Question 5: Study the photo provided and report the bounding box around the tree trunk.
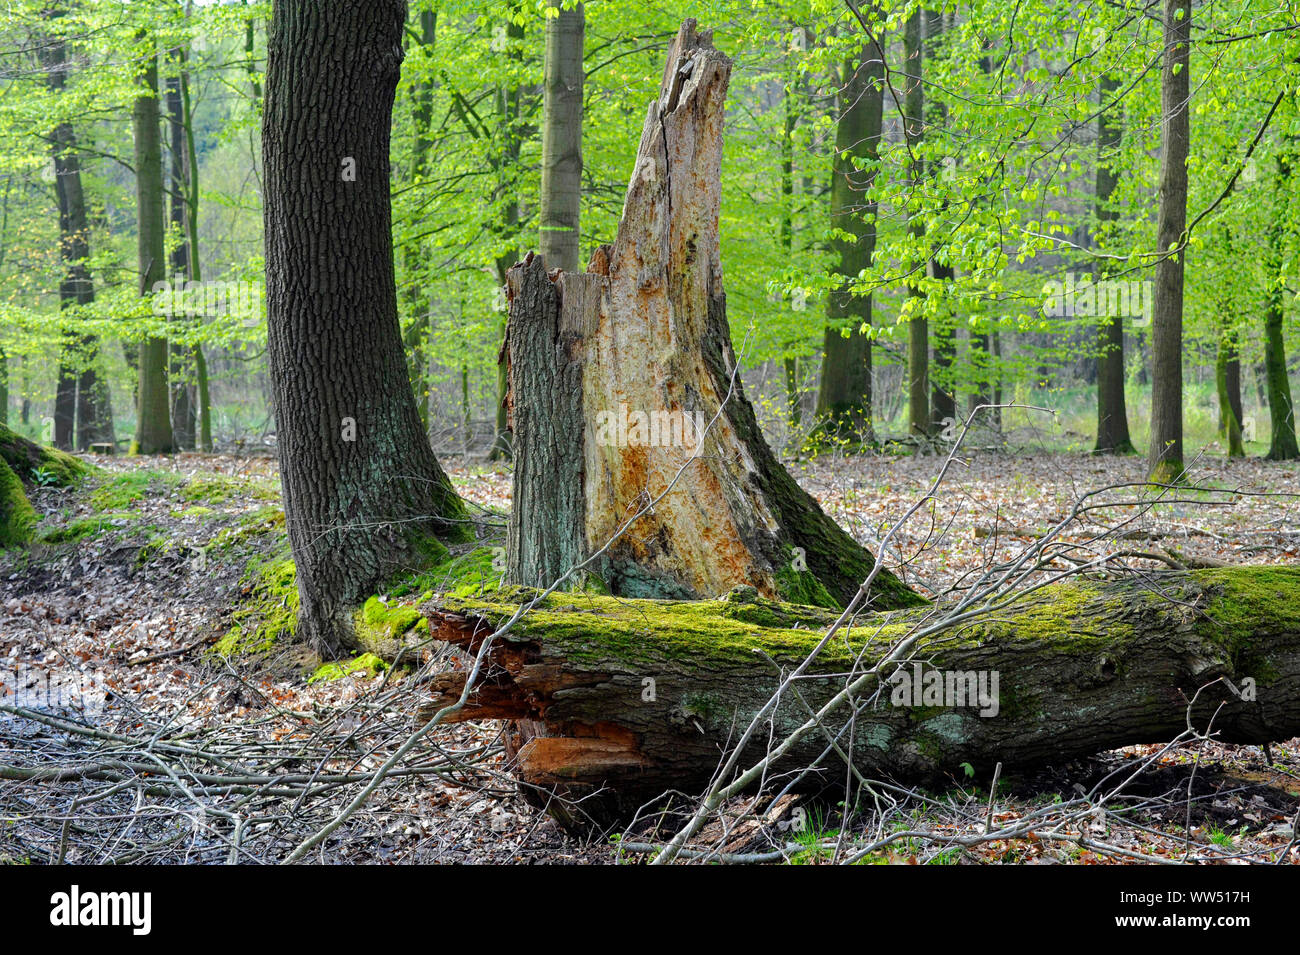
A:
[903,6,928,438]
[925,8,956,435]
[539,0,583,273]
[263,0,470,657]
[1264,152,1299,461]
[1216,333,1244,457]
[179,65,212,452]
[1147,0,1190,484]
[40,16,113,453]
[488,12,526,463]
[812,27,884,445]
[402,7,437,433]
[1094,74,1134,455]
[132,37,173,456]
[166,51,196,452]
[419,568,1300,825]
[502,21,917,613]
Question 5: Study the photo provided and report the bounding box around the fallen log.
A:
[419,568,1300,824]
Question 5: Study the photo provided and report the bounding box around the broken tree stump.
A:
[502,20,918,612]
[419,568,1300,825]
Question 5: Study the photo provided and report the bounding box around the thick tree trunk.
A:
[813,29,884,445]
[263,0,470,657]
[1147,0,1190,484]
[419,568,1300,824]
[133,38,173,456]
[539,0,583,273]
[1094,75,1134,455]
[502,22,917,612]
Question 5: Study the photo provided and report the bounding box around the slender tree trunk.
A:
[40,16,112,452]
[166,51,196,451]
[488,13,526,462]
[1147,0,1191,484]
[903,6,928,438]
[179,66,212,452]
[540,1,583,273]
[403,8,437,433]
[1094,74,1134,454]
[925,8,956,433]
[133,37,173,455]
[813,26,884,445]
[1264,150,1299,461]
[263,0,470,657]
[1216,332,1244,457]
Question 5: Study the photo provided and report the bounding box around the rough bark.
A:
[1093,74,1134,455]
[1147,0,1190,483]
[132,37,173,456]
[263,0,470,657]
[502,22,918,613]
[812,29,884,444]
[419,568,1300,824]
[539,0,583,273]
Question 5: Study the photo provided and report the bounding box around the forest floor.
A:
[1,447,1298,864]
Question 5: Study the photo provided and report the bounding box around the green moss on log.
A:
[0,423,91,488]
[0,457,37,548]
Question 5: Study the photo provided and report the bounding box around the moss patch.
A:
[309,652,389,684]
[353,595,430,659]
[213,556,298,657]
[0,423,91,489]
[0,458,37,548]
[39,512,135,544]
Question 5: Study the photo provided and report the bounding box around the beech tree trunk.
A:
[502,21,918,613]
[40,15,113,453]
[132,37,173,456]
[263,0,469,657]
[813,28,884,444]
[1265,152,1299,461]
[539,0,583,273]
[1147,0,1190,484]
[420,568,1300,824]
[925,8,957,435]
[166,51,197,452]
[903,7,928,438]
[1093,74,1134,455]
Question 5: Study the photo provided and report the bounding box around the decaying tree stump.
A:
[419,569,1300,824]
[502,21,918,612]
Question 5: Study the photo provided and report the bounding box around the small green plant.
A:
[31,466,58,488]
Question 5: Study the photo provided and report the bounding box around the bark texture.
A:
[503,21,918,612]
[419,568,1300,824]
[263,0,469,657]
[1147,0,1190,483]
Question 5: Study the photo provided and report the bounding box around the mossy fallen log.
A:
[417,567,1300,823]
[0,423,91,489]
[0,457,37,548]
